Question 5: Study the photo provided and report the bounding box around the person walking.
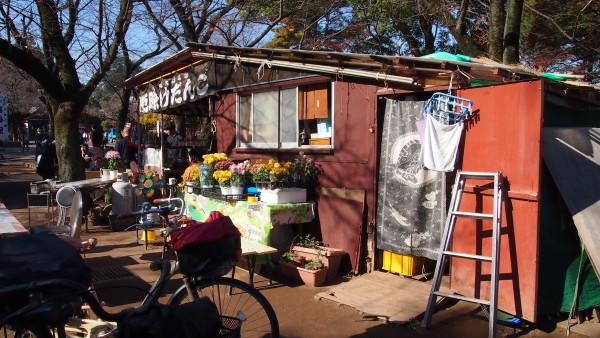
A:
[21,124,29,152]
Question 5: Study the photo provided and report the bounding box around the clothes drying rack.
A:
[423,92,473,124]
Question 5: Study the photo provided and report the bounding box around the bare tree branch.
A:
[524,3,600,55]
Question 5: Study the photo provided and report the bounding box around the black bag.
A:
[0,233,91,319]
[117,296,221,338]
[0,233,91,288]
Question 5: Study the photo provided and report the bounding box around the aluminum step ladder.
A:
[421,171,503,338]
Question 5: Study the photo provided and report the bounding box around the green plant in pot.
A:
[280,247,328,286]
[291,234,346,280]
[281,251,306,267]
[303,249,325,270]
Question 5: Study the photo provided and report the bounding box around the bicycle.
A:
[0,233,236,338]
[127,197,280,338]
[1,196,279,338]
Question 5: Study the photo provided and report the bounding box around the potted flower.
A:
[249,160,271,189]
[280,247,328,287]
[269,162,290,189]
[229,160,249,195]
[213,169,232,195]
[181,161,200,193]
[200,153,229,188]
[103,150,122,179]
[292,155,324,186]
[290,234,345,280]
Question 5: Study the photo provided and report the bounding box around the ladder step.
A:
[458,172,498,180]
[433,291,491,306]
[451,211,494,219]
[442,251,493,262]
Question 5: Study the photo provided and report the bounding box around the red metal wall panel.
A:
[452,81,543,321]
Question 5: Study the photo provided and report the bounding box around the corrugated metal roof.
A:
[124,43,600,102]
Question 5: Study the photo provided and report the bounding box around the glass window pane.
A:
[280,88,297,144]
[253,91,278,144]
[239,94,252,143]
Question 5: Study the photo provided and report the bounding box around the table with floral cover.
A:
[0,203,28,237]
[183,193,315,245]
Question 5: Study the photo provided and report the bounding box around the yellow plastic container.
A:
[380,250,433,276]
[141,230,157,241]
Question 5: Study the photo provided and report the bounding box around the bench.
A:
[233,237,278,287]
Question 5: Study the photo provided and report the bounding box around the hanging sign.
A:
[139,62,213,114]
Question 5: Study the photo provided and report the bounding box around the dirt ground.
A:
[0,146,594,338]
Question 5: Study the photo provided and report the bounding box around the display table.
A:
[183,193,315,245]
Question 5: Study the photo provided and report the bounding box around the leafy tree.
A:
[1,0,133,181]
[521,0,600,82]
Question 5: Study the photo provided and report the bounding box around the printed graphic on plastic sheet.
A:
[183,193,315,246]
[376,99,446,260]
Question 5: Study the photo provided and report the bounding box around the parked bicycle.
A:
[0,197,279,338]
[0,233,231,338]
[135,197,280,338]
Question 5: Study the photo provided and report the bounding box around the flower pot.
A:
[292,246,345,280]
[230,186,244,195]
[101,168,111,180]
[185,182,197,193]
[200,165,215,188]
[279,261,328,286]
[220,186,231,195]
[109,170,119,179]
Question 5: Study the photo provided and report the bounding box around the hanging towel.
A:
[420,114,464,172]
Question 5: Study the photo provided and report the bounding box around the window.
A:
[237,83,332,149]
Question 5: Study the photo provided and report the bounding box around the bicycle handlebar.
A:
[118,198,185,220]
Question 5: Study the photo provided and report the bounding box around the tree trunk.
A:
[54,101,86,182]
[503,0,523,64]
[488,0,506,62]
[118,87,133,132]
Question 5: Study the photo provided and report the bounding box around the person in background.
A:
[21,124,29,152]
[91,124,104,149]
[181,150,200,186]
[80,143,90,160]
[115,127,138,170]
[35,128,44,162]
[36,135,57,180]
[165,122,182,165]
[87,138,105,170]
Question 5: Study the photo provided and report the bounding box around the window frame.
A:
[236,82,333,150]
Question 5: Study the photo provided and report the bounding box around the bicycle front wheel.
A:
[169,277,279,338]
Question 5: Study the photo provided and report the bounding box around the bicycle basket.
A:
[176,236,241,277]
[215,316,241,338]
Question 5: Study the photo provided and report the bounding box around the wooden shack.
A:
[124,44,600,322]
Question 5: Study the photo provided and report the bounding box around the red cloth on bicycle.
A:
[170,211,241,251]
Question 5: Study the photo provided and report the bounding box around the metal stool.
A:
[27,191,54,227]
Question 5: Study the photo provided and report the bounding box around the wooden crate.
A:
[309,137,331,145]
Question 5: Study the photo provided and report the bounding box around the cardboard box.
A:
[309,137,331,145]
[259,188,307,204]
[381,250,434,276]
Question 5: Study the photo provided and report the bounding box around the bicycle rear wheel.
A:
[169,277,279,338]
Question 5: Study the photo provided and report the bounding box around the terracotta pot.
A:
[292,246,345,280]
[279,261,328,287]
